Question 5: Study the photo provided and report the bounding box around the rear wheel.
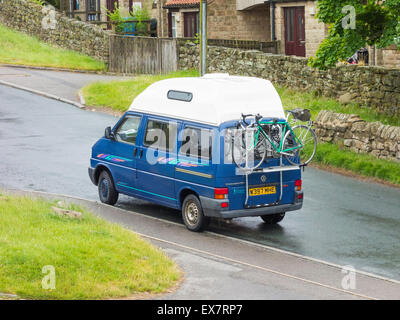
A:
[260,212,285,224]
[182,194,209,232]
[283,125,317,166]
[98,170,119,205]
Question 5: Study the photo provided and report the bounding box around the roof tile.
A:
[164,0,200,8]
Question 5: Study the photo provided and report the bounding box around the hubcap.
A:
[185,202,199,226]
[100,179,109,199]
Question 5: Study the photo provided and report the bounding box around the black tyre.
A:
[260,212,285,224]
[283,125,317,166]
[98,170,119,205]
[182,194,209,232]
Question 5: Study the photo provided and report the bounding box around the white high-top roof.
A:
[129,74,285,126]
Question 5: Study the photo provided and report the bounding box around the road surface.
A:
[1,85,400,284]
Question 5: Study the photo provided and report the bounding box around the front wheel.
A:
[98,170,119,205]
[182,195,209,232]
[283,125,317,166]
[260,213,285,224]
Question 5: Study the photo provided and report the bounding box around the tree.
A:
[309,0,400,69]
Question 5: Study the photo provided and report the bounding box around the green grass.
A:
[81,69,200,112]
[0,24,106,71]
[277,86,400,127]
[306,142,400,185]
[0,195,180,300]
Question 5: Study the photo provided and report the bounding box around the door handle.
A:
[133,148,137,157]
[139,149,143,158]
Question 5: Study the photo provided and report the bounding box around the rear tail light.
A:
[298,193,303,200]
[214,188,228,199]
[295,179,302,191]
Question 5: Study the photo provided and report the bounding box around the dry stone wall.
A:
[179,42,400,118]
[314,111,400,162]
[0,0,110,61]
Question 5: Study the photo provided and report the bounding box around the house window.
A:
[87,0,97,21]
[73,0,79,10]
[129,1,142,13]
[171,13,177,38]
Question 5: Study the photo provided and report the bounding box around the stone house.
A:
[59,0,154,24]
[162,0,324,57]
[60,0,400,66]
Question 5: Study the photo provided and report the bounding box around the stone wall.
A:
[376,45,400,69]
[208,0,271,42]
[314,111,400,162]
[0,0,110,61]
[179,43,400,117]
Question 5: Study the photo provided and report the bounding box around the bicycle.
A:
[231,110,317,171]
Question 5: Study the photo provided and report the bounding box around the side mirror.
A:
[105,126,115,140]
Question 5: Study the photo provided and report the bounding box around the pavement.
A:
[0,64,128,104]
[4,189,400,300]
[1,66,400,299]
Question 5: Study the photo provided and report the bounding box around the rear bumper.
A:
[200,194,303,219]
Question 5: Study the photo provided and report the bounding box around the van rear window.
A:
[167,90,193,102]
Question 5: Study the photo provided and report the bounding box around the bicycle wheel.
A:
[231,129,267,171]
[282,125,317,166]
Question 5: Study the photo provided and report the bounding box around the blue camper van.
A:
[89,74,304,231]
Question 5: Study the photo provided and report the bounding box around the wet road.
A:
[1,86,400,280]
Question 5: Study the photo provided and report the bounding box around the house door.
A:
[284,7,305,57]
[183,12,199,38]
[106,0,119,29]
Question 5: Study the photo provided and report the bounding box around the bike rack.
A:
[233,115,303,208]
[241,156,300,208]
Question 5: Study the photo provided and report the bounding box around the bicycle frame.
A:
[256,120,304,156]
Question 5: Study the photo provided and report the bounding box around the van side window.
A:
[180,126,213,160]
[144,120,177,152]
[115,115,141,145]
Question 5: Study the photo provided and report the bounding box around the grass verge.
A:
[307,142,400,185]
[0,195,180,299]
[0,24,106,71]
[81,69,199,112]
[83,70,399,126]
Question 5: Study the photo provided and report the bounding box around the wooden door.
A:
[284,7,305,57]
[106,0,119,29]
[183,12,198,38]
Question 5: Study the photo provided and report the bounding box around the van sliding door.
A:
[135,117,179,208]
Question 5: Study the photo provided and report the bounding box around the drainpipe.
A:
[97,0,100,21]
[69,0,73,18]
[264,0,276,41]
[200,0,207,76]
[271,0,276,41]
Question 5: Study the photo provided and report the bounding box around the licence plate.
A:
[249,186,276,196]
